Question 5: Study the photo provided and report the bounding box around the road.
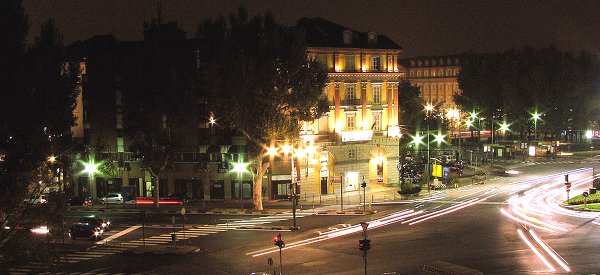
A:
[6,159,600,274]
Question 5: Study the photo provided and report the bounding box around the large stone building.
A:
[399,55,461,109]
[69,17,405,202]
[275,18,404,199]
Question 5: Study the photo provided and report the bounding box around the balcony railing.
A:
[342,98,361,106]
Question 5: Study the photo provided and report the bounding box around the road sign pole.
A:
[340,174,344,211]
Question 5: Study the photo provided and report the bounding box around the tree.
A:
[123,22,197,208]
[196,8,328,210]
[0,7,79,264]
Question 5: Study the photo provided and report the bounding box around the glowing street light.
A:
[586,130,594,158]
[232,160,249,210]
[531,111,541,139]
[82,160,100,176]
[434,132,446,146]
[500,121,510,133]
[412,133,424,147]
[267,146,278,158]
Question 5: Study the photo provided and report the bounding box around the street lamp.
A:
[232,160,249,210]
[531,111,541,140]
[424,103,434,189]
[446,108,461,160]
[586,130,593,158]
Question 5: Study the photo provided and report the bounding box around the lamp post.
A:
[447,108,461,160]
[232,161,249,211]
[532,111,540,140]
[586,130,593,158]
[424,103,434,190]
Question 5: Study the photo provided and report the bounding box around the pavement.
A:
[67,154,598,217]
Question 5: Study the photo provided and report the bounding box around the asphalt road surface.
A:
[7,159,600,274]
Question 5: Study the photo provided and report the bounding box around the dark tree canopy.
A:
[195,8,328,210]
[455,46,600,140]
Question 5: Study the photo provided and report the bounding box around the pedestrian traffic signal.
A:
[273,233,285,248]
[358,239,371,251]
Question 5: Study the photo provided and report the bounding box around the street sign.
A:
[330,176,342,183]
[360,222,369,237]
[583,191,589,197]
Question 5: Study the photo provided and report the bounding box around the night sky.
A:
[23,0,600,57]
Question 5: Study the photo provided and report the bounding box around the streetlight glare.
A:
[267,146,278,157]
[470,111,478,120]
[586,130,593,139]
[82,161,99,175]
[424,103,434,112]
[412,133,424,146]
[500,122,510,132]
[232,161,249,173]
[281,144,291,154]
[434,133,446,144]
[48,155,57,163]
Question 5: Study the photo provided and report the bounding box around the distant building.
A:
[274,18,404,198]
[399,55,462,109]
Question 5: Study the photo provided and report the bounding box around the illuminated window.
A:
[346,114,356,130]
[372,85,381,104]
[431,70,436,77]
[371,56,381,70]
[446,69,452,76]
[424,70,429,77]
[117,136,125,153]
[345,85,356,100]
[417,70,422,77]
[372,112,382,131]
[439,69,444,76]
[345,54,355,71]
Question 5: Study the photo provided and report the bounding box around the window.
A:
[117,137,125,153]
[348,148,357,159]
[116,114,123,129]
[372,85,381,104]
[372,112,382,131]
[115,90,122,106]
[345,55,355,71]
[346,114,356,130]
[424,70,429,77]
[439,69,444,76]
[410,71,415,78]
[371,56,381,70]
[345,85,356,100]
[417,70,422,77]
[447,69,452,76]
[431,70,436,77]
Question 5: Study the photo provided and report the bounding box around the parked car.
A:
[23,194,47,205]
[166,193,191,205]
[99,193,124,204]
[69,223,103,240]
[79,215,111,231]
[68,196,93,206]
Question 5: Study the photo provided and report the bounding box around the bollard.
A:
[319,194,322,205]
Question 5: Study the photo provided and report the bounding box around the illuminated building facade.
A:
[271,18,404,198]
[399,55,461,109]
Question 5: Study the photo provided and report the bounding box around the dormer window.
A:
[343,30,352,45]
[371,56,381,70]
[367,32,377,45]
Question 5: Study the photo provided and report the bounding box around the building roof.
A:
[399,54,464,68]
[297,17,402,51]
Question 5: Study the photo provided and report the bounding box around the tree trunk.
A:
[253,160,270,211]
[149,170,159,209]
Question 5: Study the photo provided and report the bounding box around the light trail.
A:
[247,209,421,257]
[529,229,570,272]
[408,198,486,225]
[517,229,556,272]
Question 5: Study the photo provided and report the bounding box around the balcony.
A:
[342,98,361,106]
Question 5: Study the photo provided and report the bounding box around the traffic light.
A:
[273,233,285,248]
[361,181,367,188]
[358,239,371,251]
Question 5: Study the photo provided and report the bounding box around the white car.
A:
[24,194,47,204]
[99,193,124,204]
